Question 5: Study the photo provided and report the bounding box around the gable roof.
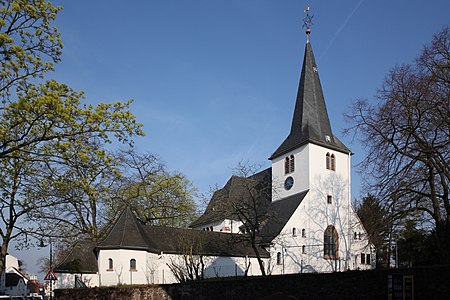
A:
[95,208,269,258]
[190,168,272,228]
[5,272,25,287]
[259,190,308,244]
[270,39,350,160]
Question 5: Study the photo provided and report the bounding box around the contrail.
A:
[319,0,365,61]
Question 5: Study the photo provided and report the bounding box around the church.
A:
[54,26,374,288]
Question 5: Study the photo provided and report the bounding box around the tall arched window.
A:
[326,153,331,170]
[284,157,290,174]
[289,155,295,173]
[324,225,339,259]
[301,228,306,238]
[276,252,282,265]
[330,154,336,171]
[108,258,113,270]
[292,227,297,237]
[130,258,136,271]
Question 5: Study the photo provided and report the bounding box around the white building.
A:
[55,28,374,287]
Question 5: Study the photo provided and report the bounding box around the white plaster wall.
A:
[269,143,374,273]
[5,255,19,269]
[98,249,147,286]
[271,144,309,201]
[98,248,267,286]
[54,272,99,289]
[193,219,243,234]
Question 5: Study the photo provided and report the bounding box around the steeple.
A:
[270,19,350,160]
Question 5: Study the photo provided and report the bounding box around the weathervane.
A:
[303,6,314,41]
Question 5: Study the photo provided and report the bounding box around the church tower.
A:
[269,22,351,202]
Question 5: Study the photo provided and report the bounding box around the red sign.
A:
[44,269,58,281]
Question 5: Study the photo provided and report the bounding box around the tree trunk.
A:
[251,242,266,276]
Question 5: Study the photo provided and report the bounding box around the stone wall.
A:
[55,265,450,300]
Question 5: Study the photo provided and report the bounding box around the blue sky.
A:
[12,0,450,278]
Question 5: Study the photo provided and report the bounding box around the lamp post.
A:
[39,238,53,300]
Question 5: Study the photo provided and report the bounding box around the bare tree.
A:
[345,26,450,263]
[166,232,206,282]
[215,162,273,276]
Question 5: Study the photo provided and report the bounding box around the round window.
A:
[284,176,294,190]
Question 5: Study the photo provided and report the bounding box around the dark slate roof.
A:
[190,168,272,228]
[96,207,149,251]
[95,208,269,258]
[54,240,98,274]
[270,40,350,160]
[259,190,308,244]
[5,272,25,287]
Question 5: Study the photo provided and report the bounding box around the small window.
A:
[302,245,306,254]
[331,154,336,171]
[130,258,136,271]
[366,254,371,265]
[327,195,332,204]
[360,253,365,264]
[302,228,306,238]
[292,228,297,237]
[358,232,362,240]
[354,232,357,240]
[108,258,113,270]
[326,153,331,170]
[276,252,282,265]
[210,226,213,231]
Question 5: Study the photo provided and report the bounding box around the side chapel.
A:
[55,23,374,288]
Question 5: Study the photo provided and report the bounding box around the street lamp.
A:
[39,238,53,300]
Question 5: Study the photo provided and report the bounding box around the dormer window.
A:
[284,155,295,174]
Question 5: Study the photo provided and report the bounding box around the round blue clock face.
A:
[284,176,294,190]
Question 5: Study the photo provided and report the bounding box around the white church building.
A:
[55,28,374,288]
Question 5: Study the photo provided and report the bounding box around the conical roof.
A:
[96,207,149,250]
[270,37,350,160]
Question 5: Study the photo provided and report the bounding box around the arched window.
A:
[326,153,331,170]
[289,155,295,173]
[354,232,357,240]
[284,157,290,174]
[331,154,336,171]
[108,258,113,270]
[302,245,306,254]
[276,252,282,265]
[292,228,297,237]
[284,155,295,174]
[130,258,136,271]
[324,225,339,259]
[302,228,306,238]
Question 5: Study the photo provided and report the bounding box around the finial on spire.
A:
[303,6,314,42]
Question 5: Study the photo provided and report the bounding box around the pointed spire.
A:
[270,24,350,160]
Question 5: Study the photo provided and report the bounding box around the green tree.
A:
[106,149,198,229]
[0,0,62,104]
[397,220,439,267]
[356,194,391,267]
[346,26,450,263]
[0,81,143,284]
